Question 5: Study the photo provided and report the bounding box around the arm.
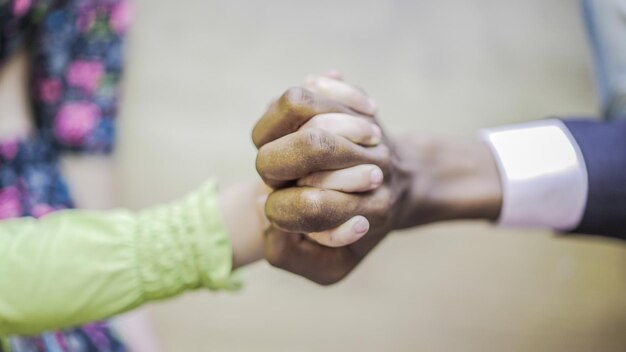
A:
[482,118,626,238]
[0,181,264,336]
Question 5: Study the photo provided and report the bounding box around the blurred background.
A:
[116,0,626,351]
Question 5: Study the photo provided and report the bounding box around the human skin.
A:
[253,75,503,285]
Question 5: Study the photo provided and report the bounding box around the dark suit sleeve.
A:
[561,119,626,238]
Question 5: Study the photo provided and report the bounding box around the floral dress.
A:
[0,0,132,350]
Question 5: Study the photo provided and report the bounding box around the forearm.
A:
[392,134,502,230]
[0,182,238,336]
[394,118,626,239]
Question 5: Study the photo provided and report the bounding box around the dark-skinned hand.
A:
[252,74,414,285]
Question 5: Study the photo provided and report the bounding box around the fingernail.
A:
[370,125,382,145]
[370,167,384,186]
[353,218,369,234]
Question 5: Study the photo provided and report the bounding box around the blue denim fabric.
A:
[581,0,626,119]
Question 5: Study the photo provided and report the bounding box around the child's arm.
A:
[0,181,261,336]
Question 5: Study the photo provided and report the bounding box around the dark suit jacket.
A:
[569,1,626,237]
[562,119,626,238]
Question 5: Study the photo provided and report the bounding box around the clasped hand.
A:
[252,73,414,285]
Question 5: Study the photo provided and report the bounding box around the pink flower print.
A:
[32,204,55,218]
[54,102,100,146]
[67,60,104,94]
[39,78,63,104]
[0,187,22,219]
[110,1,133,34]
[0,139,19,160]
[12,0,31,17]
[76,7,97,33]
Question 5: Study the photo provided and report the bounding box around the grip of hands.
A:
[252,72,414,285]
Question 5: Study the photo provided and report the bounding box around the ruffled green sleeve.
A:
[0,181,240,336]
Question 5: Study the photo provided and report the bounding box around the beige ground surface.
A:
[116,1,626,351]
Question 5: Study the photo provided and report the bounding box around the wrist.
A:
[218,181,268,269]
[393,135,502,229]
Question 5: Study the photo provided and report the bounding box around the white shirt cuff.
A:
[480,119,588,231]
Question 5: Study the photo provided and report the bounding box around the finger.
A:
[300,113,382,146]
[264,226,358,285]
[256,128,389,188]
[252,87,360,148]
[256,194,271,229]
[297,164,384,193]
[266,186,391,234]
[306,215,370,247]
[303,75,377,116]
[323,69,343,80]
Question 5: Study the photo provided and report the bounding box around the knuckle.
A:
[254,150,265,171]
[297,189,324,220]
[252,134,262,149]
[302,128,336,160]
[252,101,281,148]
[280,87,314,113]
[255,148,271,178]
[266,190,324,232]
[255,150,289,189]
[264,194,284,223]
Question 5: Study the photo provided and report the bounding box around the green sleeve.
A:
[0,181,240,336]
